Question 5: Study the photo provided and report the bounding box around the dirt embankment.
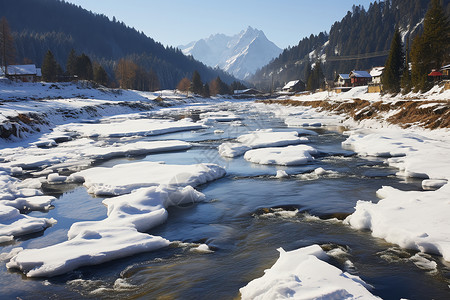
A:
[258,99,450,129]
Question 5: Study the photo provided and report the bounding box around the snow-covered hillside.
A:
[179,26,282,80]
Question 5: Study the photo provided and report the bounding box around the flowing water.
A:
[1,102,449,299]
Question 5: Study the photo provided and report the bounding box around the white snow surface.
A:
[240,245,380,300]
[244,145,317,166]
[71,161,226,196]
[6,166,223,277]
[59,118,205,138]
[179,26,282,79]
[342,128,450,261]
[219,130,308,158]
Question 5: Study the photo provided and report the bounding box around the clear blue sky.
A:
[66,0,373,49]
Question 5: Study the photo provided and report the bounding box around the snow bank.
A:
[59,118,205,138]
[345,184,450,261]
[70,161,226,196]
[240,245,380,300]
[218,130,307,158]
[343,128,450,261]
[244,145,317,166]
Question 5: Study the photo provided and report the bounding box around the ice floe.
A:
[70,161,226,196]
[219,130,308,158]
[59,118,206,138]
[244,145,317,166]
[240,245,380,300]
[6,166,223,277]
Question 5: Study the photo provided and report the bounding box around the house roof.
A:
[2,64,38,76]
[370,67,384,77]
[338,74,350,80]
[283,80,300,89]
[234,88,261,95]
[428,71,443,76]
[350,70,371,78]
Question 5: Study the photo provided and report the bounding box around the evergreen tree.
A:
[41,50,58,81]
[202,83,210,98]
[148,69,160,92]
[93,63,108,86]
[411,0,450,91]
[0,17,16,74]
[66,48,77,76]
[382,27,404,93]
[401,39,412,94]
[304,61,312,83]
[307,61,324,91]
[210,76,230,95]
[75,53,93,80]
[190,70,203,95]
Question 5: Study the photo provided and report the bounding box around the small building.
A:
[349,70,372,87]
[369,67,384,84]
[368,67,384,93]
[428,70,443,84]
[282,80,305,93]
[0,64,40,82]
[233,88,263,98]
[440,64,450,79]
[335,74,351,87]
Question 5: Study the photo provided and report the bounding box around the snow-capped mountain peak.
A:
[179,27,282,79]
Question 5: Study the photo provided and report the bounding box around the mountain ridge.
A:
[179,26,282,79]
[0,0,237,88]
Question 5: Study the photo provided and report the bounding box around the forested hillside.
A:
[250,0,449,90]
[0,0,236,89]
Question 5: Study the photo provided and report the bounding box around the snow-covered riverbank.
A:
[1,80,449,298]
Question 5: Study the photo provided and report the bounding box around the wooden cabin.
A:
[349,70,372,87]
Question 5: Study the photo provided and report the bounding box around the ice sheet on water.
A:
[218,130,308,158]
[6,163,225,277]
[70,161,226,196]
[240,245,380,300]
[244,145,317,166]
[59,118,206,138]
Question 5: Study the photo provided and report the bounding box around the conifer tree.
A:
[401,39,412,94]
[41,50,58,81]
[411,0,450,91]
[382,27,404,93]
[75,53,93,80]
[203,83,210,98]
[0,17,16,75]
[66,48,77,76]
[190,70,203,95]
[93,63,108,86]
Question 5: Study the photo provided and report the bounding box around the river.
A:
[1,101,449,299]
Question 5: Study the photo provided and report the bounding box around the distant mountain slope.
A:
[250,0,447,91]
[0,0,237,88]
[179,27,282,80]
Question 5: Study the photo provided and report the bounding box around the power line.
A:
[326,50,390,61]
